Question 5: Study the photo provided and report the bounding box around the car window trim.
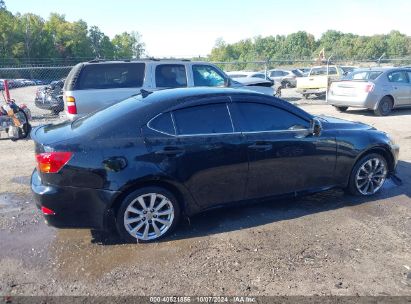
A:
[147,101,310,137]
[229,100,311,133]
[147,112,176,136]
[171,102,234,136]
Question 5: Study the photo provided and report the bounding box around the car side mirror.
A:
[310,118,322,136]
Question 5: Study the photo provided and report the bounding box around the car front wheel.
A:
[116,187,181,242]
[347,153,388,196]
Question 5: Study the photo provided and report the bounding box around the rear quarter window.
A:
[75,63,145,90]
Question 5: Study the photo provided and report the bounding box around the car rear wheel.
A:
[347,153,388,196]
[374,96,393,116]
[116,187,181,243]
[334,106,348,112]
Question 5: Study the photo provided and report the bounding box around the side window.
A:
[232,102,309,132]
[310,68,326,76]
[252,73,265,79]
[387,71,409,83]
[328,67,337,75]
[155,64,187,88]
[173,103,232,135]
[192,65,226,87]
[76,63,145,90]
[148,112,175,135]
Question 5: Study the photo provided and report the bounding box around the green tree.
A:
[0,0,6,10]
[112,31,145,59]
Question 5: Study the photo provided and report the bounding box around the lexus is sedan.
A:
[31,87,399,242]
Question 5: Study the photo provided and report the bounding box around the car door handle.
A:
[155,146,184,156]
[248,142,272,151]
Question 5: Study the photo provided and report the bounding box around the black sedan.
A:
[31,88,399,242]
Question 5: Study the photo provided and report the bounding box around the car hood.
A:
[317,115,375,131]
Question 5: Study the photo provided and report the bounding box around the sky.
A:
[6,0,411,58]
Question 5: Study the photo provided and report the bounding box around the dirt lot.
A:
[0,87,410,296]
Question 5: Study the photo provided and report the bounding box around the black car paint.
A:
[31,88,399,230]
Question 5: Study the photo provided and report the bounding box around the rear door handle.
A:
[248,141,272,151]
[155,146,184,156]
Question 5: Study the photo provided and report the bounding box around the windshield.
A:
[345,70,382,81]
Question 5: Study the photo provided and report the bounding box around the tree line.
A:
[208,30,411,64]
[2,0,411,67]
[0,1,145,65]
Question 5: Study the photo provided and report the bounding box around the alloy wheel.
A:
[355,157,387,195]
[123,193,175,241]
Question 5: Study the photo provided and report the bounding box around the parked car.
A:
[63,60,275,119]
[31,87,399,242]
[34,78,65,114]
[267,69,303,88]
[226,71,280,96]
[226,71,268,79]
[13,79,36,87]
[297,67,311,76]
[328,67,411,116]
[297,65,344,98]
[341,66,358,76]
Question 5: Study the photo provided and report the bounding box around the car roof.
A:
[129,87,312,121]
[350,67,411,73]
[80,59,214,66]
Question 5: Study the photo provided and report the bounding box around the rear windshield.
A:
[345,71,382,81]
[71,94,145,137]
[75,63,145,90]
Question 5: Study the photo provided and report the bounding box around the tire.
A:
[347,153,388,196]
[282,81,291,89]
[334,106,348,112]
[374,96,393,116]
[302,94,309,99]
[116,186,181,243]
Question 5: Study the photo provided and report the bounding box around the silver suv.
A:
[63,59,274,119]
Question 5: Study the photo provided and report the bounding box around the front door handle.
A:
[155,146,185,156]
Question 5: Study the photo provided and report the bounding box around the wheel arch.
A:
[375,94,395,110]
[108,178,196,220]
[351,145,395,178]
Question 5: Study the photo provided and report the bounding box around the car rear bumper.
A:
[328,94,379,109]
[296,88,326,95]
[31,169,120,230]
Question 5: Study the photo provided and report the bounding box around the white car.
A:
[268,69,303,88]
[63,60,276,119]
[226,71,268,80]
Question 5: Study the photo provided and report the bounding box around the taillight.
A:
[364,83,374,93]
[66,96,77,114]
[41,206,55,215]
[36,152,73,173]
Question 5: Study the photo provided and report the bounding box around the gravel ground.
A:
[0,86,410,296]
